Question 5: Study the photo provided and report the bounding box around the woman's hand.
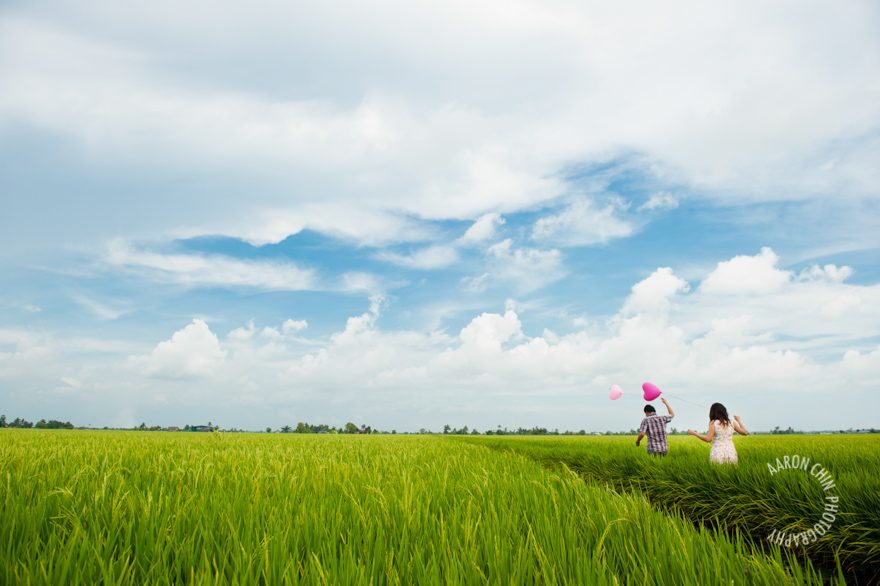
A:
[734,415,741,421]
[687,428,696,435]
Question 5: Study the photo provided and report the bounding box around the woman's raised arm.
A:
[687,421,715,443]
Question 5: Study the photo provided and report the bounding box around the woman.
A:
[687,403,748,464]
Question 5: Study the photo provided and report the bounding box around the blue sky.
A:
[1,0,879,432]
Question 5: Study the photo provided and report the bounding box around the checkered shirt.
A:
[639,414,673,454]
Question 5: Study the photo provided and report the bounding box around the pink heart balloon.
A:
[642,382,662,401]
[609,384,623,400]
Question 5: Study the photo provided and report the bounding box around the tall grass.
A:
[456,434,879,583]
[0,430,829,584]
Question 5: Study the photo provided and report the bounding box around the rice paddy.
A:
[1,430,874,584]
[456,434,880,583]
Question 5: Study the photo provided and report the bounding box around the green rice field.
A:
[1,430,877,584]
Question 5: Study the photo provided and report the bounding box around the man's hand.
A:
[635,439,640,447]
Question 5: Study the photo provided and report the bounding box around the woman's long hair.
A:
[709,402,731,425]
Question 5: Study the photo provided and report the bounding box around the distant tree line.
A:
[271,422,378,434]
[0,415,74,429]
[2,414,876,435]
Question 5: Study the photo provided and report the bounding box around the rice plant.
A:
[0,430,835,584]
[457,434,879,583]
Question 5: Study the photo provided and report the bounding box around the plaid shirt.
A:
[639,414,673,453]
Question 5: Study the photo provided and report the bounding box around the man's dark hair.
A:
[644,405,656,414]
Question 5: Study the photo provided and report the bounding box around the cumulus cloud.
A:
[4,246,880,430]
[798,264,854,282]
[129,319,226,378]
[700,247,791,295]
[623,268,690,315]
[282,319,308,333]
[459,309,524,352]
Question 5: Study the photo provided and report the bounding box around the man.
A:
[635,397,675,456]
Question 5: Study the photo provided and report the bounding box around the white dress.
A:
[709,420,738,464]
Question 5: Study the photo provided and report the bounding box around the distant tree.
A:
[443,424,451,435]
[0,414,6,428]
[281,425,292,433]
[266,427,272,433]
[35,419,48,429]
[295,422,312,433]
[344,422,358,434]
[471,428,480,435]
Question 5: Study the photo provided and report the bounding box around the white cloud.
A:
[4,245,880,430]
[459,309,524,352]
[623,268,690,315]
[2,3,877,253]
[484,239,566,292]
[282,319,308,333]
[532,198,635,246]
[103,239,317,290]
[460,273,491,293]
[129,319,226,378]
[228,320,257,342]
[458,213,506,245]
[841,346,880,382]
[61,376,83,389]
[700,247,791,295]
[339,272,384,294]
[638,192,680,212]
[819,293,862,318]
[378,245,459,270]
[71,294,129,321]
[798,264,854,283]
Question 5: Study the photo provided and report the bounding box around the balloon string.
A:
[663,393,710,410]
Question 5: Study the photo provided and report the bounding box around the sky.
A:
[1,0,879,432]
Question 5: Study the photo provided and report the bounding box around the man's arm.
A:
[661,397,674,418]
[635,431,646,447]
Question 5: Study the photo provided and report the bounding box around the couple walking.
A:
[635,397,748,463]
